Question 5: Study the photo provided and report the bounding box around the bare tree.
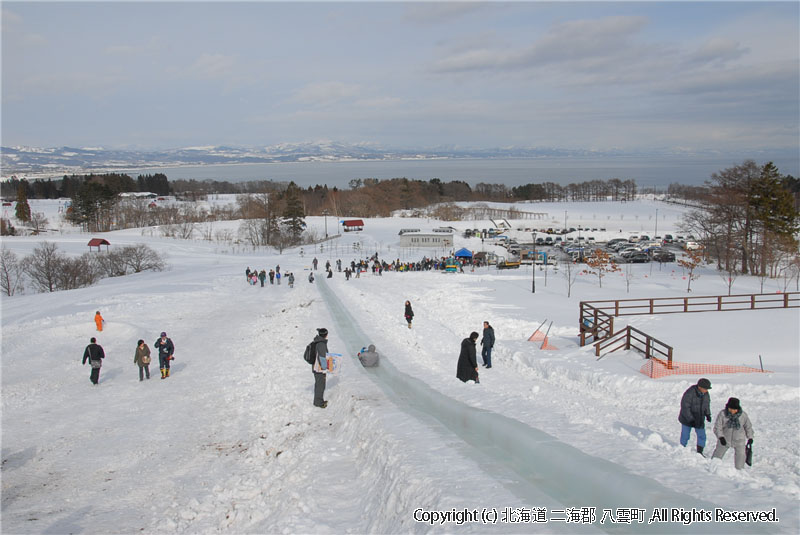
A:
[23,241,63,292]
[624,261,635,293]
[582,248,620,288]
[677,248,704,293]
[561,258,578,298]
[1,247,25,296]
[55,254,100,290]
[29,212,49,234]
[122,244,166,273]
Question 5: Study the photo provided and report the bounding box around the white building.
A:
[398,229,453,248]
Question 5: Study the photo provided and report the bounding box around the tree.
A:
[582,248,620,288]
[1,247,25,296]
[281,182,306,245]
[15,183,31,222]
[677,248,704,293]
[23,242,63,293]
[122,244,166,273]
[29,212,49,235]
[561,257,578,298]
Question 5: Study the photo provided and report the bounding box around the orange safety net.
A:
[541,337,558,350]
[528,330,545,342]
[640,359,770,379]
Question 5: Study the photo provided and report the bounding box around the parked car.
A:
[663,234,674,244]
[628,235,640,243]
[626,253,650,263]
[544,237,554,245]
[652,251,676,262]
[684,241,702,251]
[536,237,545,245]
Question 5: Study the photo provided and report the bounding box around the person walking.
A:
[269,269,275,284]
[258,269,266,287]
[404,300,414,329]
[711,397,754,469]
[456,332,480,383]
[82,337,105,385]
[311,328,330,408]
[480,321,495,368]
[313,257,318,270]
[678,378,712,454]
[358,344,380,367]
[154,331,175,379]
[94,311,104,332]
[134,339,151,381]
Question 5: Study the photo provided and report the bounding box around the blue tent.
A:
[454,247,473,259]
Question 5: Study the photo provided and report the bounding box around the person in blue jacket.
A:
[480,321,495,368]
[678,378,712,454]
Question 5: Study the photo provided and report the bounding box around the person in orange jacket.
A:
[95,311,105,331]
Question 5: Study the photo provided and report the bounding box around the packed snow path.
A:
[316,279,767,534]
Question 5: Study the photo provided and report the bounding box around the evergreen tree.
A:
[15,183,31,222]
[281,182,306,244]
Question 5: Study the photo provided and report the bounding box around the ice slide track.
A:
[316,279,764,534]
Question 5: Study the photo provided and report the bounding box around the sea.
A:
[118,155,799,190]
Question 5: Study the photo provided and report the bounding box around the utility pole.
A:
[531,231,536,293]
[322,209,329,238]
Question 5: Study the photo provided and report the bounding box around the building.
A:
[398,229,454,248]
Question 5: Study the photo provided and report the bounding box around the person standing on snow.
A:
[155,331,175,379]
[287,272,295,288]
[480,320,495,368]
[258,269,266,287]
[711,397,754,469]
[134,339,151,381]
[678,378,712,454]
[311,328,331,408]
[313,257,318,270]
[456,332,480,383]
[404,300,414,329]
[94,311,105,332]
[269,269,275,284]
[82,337,105,385]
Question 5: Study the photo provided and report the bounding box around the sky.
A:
[2,1,799,153]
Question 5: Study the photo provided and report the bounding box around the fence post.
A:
[717,296,722,311]
[625,327,631,350]
[667,347,673,369]
[751,294,756,309]
[785,293,789,308]
[649,299,654,314]
[684,297,688,312]
[645,336,651,359]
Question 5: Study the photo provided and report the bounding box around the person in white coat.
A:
[711,397,754,469]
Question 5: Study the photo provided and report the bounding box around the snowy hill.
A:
[1,199,798,533]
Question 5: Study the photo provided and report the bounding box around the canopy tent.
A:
[454,247,473,258]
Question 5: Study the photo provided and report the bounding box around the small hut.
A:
[87,238,110,252]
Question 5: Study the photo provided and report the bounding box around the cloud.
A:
[183,53,239,80]
[431,15,649,73]
[402,2,489,24]
[289,81,364,108]
[2,8,48,47]
[687,38,749,66]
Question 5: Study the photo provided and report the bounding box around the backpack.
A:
[303,341,318,365]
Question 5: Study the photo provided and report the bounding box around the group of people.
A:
[245,266,296,288]
[82,313,175,384]
[679,378,755,469]
[455,321,495,383]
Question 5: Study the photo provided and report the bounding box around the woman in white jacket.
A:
[711,397,754,469]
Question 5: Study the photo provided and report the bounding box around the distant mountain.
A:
[2,142,794,178]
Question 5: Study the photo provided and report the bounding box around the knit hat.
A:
[317,328,328,337]
[161,332,167,337]
[726,397,741,411]
[697,378,712,389]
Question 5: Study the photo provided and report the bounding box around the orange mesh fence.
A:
[528,330,545,342]
[640,359,770,379]
[541,337,558,350]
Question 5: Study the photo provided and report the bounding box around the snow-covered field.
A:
[2,198,798,534]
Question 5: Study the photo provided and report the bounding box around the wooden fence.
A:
[594,326,674,368]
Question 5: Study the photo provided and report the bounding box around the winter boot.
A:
[160,368,166,379]
[165,368,170,378]
[696,445,704,455]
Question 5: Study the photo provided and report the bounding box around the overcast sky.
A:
[2,1,798,152]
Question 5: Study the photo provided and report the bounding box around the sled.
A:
[326,353,343,375]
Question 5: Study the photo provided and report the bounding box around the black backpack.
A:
[303,341,318,365]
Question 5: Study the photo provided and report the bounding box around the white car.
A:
[684,241,702,250]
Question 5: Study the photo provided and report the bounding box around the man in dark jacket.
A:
[82,337,105,385]
[154,332,175,379]
[679,378,712,454]
[456,332,480,383]
[312,328,330,408]
[480,321,495,368]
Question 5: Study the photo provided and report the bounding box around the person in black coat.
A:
[404,301,414,329]
[456,332,480,383]
[678,378,712,454]
[154,332,175,379]
[82,337,105,385]
[480,321,495,368]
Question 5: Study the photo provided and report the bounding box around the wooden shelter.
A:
[87,238,110,252]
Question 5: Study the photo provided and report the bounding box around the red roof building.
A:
[342,219,364,232]
[87,238,110,251]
